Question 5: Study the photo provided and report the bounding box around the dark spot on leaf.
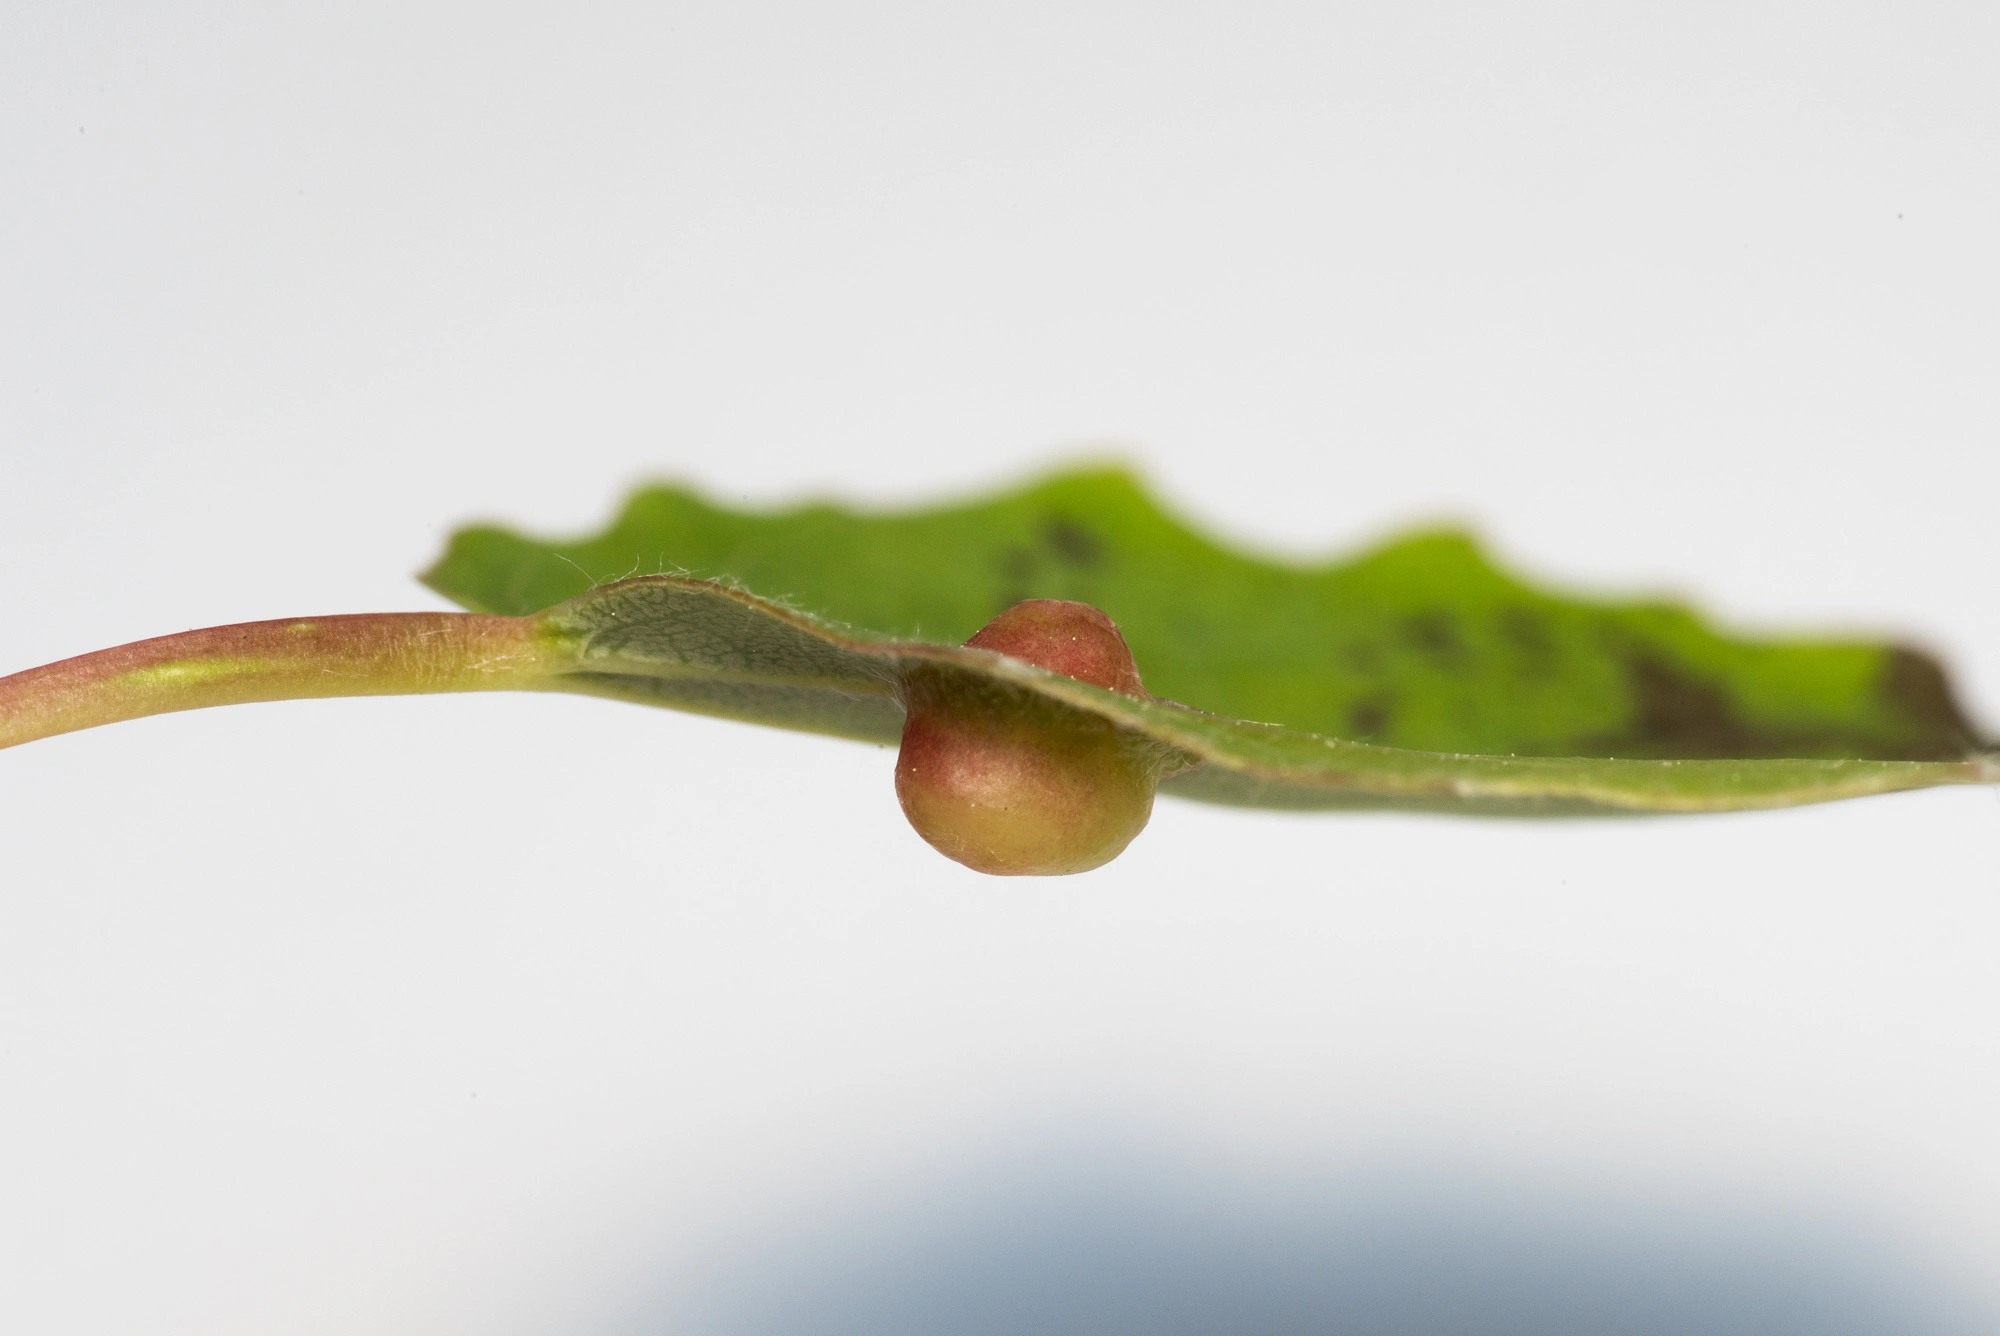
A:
[1041,516,1103,568]
[1576,645,1985,762]
[1347,694,1394,740]
[1615,654,1756,757]
[1879,647,1981,757]
[1498,606,1557,676]
[1342,641,1384,674]
[997,545,1036,583]
[992,545,1038,613]
[1401,609,1465,667]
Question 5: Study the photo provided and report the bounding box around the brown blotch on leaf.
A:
[1040,516,1104,569]
[1878,647,1981,759]
[1401,609,1466,668]
[1347,694,1394,740]
[1578,642,1989,762]
[1613,654,1757,757]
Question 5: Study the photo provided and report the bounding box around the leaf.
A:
[529,575,1993,815]
[7,468,1989,821]
[425,465,1984,764]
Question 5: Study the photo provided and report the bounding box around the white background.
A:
[4,4,1998,1332]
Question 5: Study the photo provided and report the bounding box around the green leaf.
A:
[425,465,1984,764]
[531,575,1993,815]
[8,467,1988,821]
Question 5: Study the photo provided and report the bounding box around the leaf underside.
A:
[423,470,1994,816]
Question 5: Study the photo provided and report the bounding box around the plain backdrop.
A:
[4,4,1998,1333]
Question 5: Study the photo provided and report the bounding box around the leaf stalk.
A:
[0,613,557,751]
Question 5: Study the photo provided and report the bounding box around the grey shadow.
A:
[628,1150,1988,1336]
